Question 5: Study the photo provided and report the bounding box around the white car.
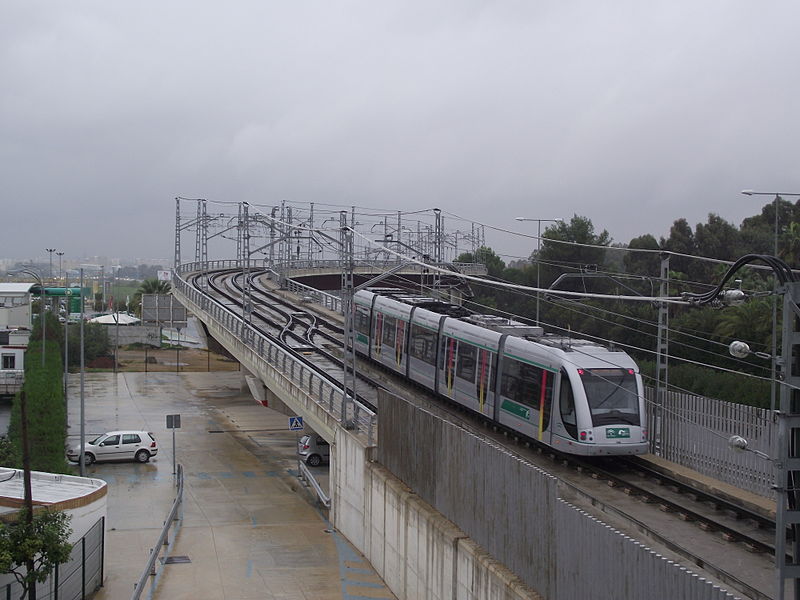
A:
[67,430,158,465]
[297,434,330,467]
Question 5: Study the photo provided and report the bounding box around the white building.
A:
[0,283,34,396]
[0,469,108,597]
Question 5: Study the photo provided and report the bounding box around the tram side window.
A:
[456,343,477,382]
[500,358,553,411]
[354,306,371,335]
[560,371,578,439]
[382,315,396,347]
[410,324,437,365]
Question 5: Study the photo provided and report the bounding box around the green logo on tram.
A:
[500,400,530,421]
[606,427,630,439]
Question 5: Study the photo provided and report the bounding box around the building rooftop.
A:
[0,283,34,294]
[0,468,106,515]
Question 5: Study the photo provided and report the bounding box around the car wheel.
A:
[135,450,150,463]
[307,454,322,467]
[83,453,95,466]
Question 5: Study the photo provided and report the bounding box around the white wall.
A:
[331,430,540,600]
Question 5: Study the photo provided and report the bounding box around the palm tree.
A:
[779,221,800,267]
[138,279,171,295]
[714,298,773,352]
[132,279,172,316]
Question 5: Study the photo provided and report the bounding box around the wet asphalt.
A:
[66,371,395,600]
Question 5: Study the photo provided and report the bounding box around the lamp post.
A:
[741,190,800,412]
[56,251,64,283]
[11,269,45,367]
[515,217,563,324]
[46,248,56,281]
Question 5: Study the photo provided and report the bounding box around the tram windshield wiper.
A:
[592,370,629,409]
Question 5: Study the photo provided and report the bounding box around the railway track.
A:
[193,269,384,411]
[553,454,774,600]
[189,268,777,599]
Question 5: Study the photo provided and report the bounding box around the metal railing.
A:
[131,464,184,600]
[173,263,377,443]
[298,461,331,508]
[283,277,342,313]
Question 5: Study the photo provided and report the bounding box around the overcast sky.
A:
[3,1,799,263]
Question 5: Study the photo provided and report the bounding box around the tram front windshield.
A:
[579,368,640,426]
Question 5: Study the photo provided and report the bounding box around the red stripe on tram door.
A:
[538,370,548,441]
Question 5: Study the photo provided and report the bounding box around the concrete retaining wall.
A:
[332,428,539,600]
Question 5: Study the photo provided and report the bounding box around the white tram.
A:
[353,288,648,456]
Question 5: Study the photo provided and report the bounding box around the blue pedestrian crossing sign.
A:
[288,416,304,431]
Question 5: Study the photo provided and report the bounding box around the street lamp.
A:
[741,190,800,412]
[56,251,64,283]
[10,269,45,367]
[515,217,563,324]
[46,248,56,281]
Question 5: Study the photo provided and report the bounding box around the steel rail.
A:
[200,270,382,411]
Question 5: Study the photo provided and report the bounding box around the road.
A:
[65,370,393,600]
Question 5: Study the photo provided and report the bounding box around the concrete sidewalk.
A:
[66,371,395,600]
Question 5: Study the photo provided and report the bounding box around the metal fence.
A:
[554,501,735,600]
[0,370,24,396]
[648,387,775,498]
[378,389,738,600]
[0,517,105,600]
[173,262,376,443]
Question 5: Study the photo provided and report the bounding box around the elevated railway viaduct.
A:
[173,260,755,600]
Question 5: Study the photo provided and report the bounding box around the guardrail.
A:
[131,464,184,600]
[174,263,377,444]
[283,277,342,313]
[298,461,331,508]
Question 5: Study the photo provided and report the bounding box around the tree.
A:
[536,215,611,293]
[624,234,661,275]
[694,214,742,260]
[740,196,800,256]
[65,323,110,367]
[779,221,800,267]
[538,215,611,267]
[660,218,695,277]
[459,247,506,278]
[714,298,773,352]
[683,213,742,282]
[0,508,72,599]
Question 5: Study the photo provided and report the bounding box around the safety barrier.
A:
[298,461,331,508]
[131,464,184,600]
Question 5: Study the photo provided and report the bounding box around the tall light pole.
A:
[10,269,46,366]
[46,248,56,281]
[515,217,563,324]
[741,190,800,412]
[56,251,64,283]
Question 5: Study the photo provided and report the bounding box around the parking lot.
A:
[65,370,391,600]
